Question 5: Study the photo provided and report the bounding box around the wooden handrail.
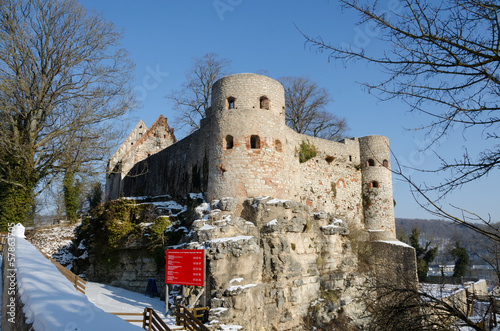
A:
[175,305,209,331]
[109,312,144,323]
[41,252,86,294]
[143,307,173,331]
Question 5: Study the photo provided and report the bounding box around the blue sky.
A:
[79,0,498,221]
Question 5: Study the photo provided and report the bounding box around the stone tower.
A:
[359,135,396,239]
[206,73,294,203]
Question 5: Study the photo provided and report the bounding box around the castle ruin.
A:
[103,73,416,329]
[106,73,396,241]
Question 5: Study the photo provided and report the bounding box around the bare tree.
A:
[365,275,490,331]
[167,53,231,134]
[279,76,348,141]
[300,0,500,196]
[298,1,500,327]
[0,0,135,227]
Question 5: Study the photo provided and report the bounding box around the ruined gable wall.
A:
[120,116,176,177]
[108,120,148,171]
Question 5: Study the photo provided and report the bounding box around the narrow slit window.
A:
[227,97,236,109]
[225,135,234,150]
[275,139,282,152]
[260,96,270,110]
[250,135,260,149]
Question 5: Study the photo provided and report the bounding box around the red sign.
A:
[165,249,205,286]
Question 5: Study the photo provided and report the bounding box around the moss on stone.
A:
[296,140,317,163]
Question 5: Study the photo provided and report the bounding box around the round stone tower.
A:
[206,73,293,204]
[359,135,396,240]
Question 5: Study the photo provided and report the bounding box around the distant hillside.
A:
[396,218,496,265]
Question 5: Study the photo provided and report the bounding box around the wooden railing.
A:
[143,307,173,331]
[0,233,8,252]
[109,311,144,324]
[175,305,209,331]
[42,252,86,294]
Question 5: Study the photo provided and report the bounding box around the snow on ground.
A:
[85,282,176,327]
[18,223,181,330]
[420,283,469,299]
[15,235,142,331]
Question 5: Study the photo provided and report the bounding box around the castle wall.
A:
[122,128,209,198]
[288,131,364,225]
[105,163,122,201]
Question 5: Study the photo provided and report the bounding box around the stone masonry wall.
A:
[122,127,209,199]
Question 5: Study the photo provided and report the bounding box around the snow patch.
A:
[12,223,25,237]
[208,236,253,244]
[266,198,289,205]
[230,278,244,283]
[199,224,216,231]
[321,218,345,229]
[266,219,278,226]
[219,325,243,331]
[210,307,228,316]
[375,240,413,248]
[226,284,257,292]
[189,193,204,200]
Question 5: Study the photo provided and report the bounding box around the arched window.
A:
[250,135,260,149]
[383,159,389,167]
[367,159,375,167]
[225,135,234,150]
[227,97,236,109]
[275,139,282,152]
[372,181,380,188]
[260,96,270,110]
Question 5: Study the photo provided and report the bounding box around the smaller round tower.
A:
[359,135,396,240]
[206,73,293,204]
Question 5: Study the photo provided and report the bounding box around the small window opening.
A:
[367,159,375,167]
[275,139,282,152]
[372,181,380,188]
[383,159,389,167]
[225,135,234,149]
[260,96,270,110]
[349,155,352,162]
[227,97,236,109]
[250,135,260,149]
